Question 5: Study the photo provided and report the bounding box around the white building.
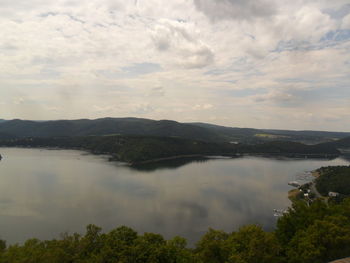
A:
[328,192,339,197]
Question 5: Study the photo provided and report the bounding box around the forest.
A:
[1,118,349,144]
[316,166,350,196]
[0,135,341,164]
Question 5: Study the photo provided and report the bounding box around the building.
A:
[328,192,339,197]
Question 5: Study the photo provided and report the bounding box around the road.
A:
[310,181,322,199]
[309,181,329,205]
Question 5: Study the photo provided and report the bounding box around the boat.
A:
[273,209,288,216]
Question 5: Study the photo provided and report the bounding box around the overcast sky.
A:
[1,0,350,131]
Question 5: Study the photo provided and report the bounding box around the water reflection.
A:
[130,155,339,172]
[130,157,210,171]
[0,147,348,245]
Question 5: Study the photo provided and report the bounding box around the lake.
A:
[0,147,348,245]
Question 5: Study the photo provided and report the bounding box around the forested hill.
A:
[321,136,350,149]
[0,118,219,142]
[0,135,341,164]
[0,118,350,144]
[190,122,350,143]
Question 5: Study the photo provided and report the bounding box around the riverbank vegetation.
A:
[316,166,350,197]
[1,198,350,262]
[0,135,341,164]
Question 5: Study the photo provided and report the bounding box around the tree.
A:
[98,226,138,263]
[195,228,229,263]
[226,225,281,263]
[286,215,350,263]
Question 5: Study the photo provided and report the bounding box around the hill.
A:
[0,135,340,164]
[0,118,222,142]
[190,122,350,144]
[0,118,349,144]
[324,136,350,148]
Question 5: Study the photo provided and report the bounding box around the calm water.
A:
[0,147,348,245]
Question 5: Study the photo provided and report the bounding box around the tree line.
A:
[316,165,350,199]
[0,135,340,164]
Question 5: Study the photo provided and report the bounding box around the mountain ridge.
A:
[0,117,349,144]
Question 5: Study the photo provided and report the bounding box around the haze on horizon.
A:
[1,0,350,132]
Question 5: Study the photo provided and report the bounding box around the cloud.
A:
[342,14,350,29]
[325,3,350,20]
[93,105,118,113]
[121,63,162,77]
[283,6,336,42]
[193,0,276,22]
[148,86,165,97]
[13,97,25,105]
[253,89,300,107]
[0,0,349,131]
[192,104,214,110]
[131,103,154,115]
[151,19,214,68]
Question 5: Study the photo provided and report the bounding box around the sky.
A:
[0,0,350,131]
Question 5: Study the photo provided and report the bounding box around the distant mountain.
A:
[332,136,350,148]
[189,122,350,144]
[0,118,221,142]
[320,136,350,150]
[0,117,349,144]
[0,132,15,140]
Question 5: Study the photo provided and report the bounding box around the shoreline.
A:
[311,170,320,178]
[0,145,343,166]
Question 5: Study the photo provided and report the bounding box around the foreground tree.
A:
[226,225,282,263]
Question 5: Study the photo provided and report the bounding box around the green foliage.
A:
[276,198,350,263]
[195,228,229,263]
[0,240,5,253]
[1,117,349,144]
[286,215,350,263]
[194,225,283,263]
[0,134,341,164]
[315,166,350,196]
[0,135,237,163]
[276,200,328,246]
[226,225,281,263]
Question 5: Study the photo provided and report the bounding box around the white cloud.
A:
[192,104,214,110]
[0,0,349,131]
[151,19,214,68]
[193,0,276,22]
[131,103,154,115]
[280,6,336,42]
[148,86,165,97]
[342,13,350,29]
[12,97,25,105]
